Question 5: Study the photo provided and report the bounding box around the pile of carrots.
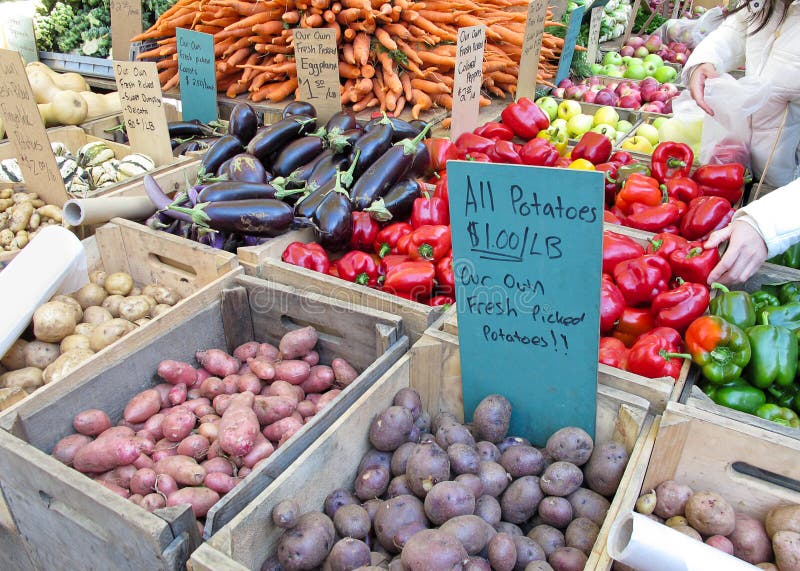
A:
[134,0,573,117]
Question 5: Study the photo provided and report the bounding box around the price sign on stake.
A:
[555,4,586,86]
[516,0,548,101]
[114,61,173,166]
[293,29,341,123]
[0,50,66,205]
[450,25,486,141]
[177,28,218,123]
[111,0,142,62]
[3,16,38,64]
[586,6,604,65]
[448,161,604,441]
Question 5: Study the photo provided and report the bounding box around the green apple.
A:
[643,54,664,68]
[621,56,634,65]
[624,64,647,80]
[603,65,625,78]
[629,57,643,65]
[557,100,582,121]
[616,119,634,134]
[535,96,559,121]
[653,65,678,84]
[642,62,659,77]
[550,118,568,137]
[590,63,604,75]
[591,123,617,141]
[603,51,623,67]
[567,114,594,138]
[592,106,619,128]
[652,117,667,130]
[636,123,660,146]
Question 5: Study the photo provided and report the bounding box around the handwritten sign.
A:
[114,61,173,166]
[111,0,142,61]
[516,0,548,101]
[0,50,66,205]
[176,28,217,123]
[448,161,604,441]
[451,26,486,141]
[293,28,341,123]
[586,6,604,65]
[3,16,38,65]
[555,5,586,86]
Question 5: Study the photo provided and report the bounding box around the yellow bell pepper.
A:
[568,158,596,170]
[537,127,568,156]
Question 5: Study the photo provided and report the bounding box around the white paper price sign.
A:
[517,0,549,101]
[586,7,604,65]
[451,25,486,141]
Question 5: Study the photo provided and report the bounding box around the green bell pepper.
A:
[768,384,800,409]
[710,379,767,414]
[686,315,752,385]
[770,243,800,269]
[744,319,798,388]
[616,163,651,185]
[751,290,781,314]
[709,283,756,330]
[763,302,800,331]
[778,282,800,305]
[755,403,800,428]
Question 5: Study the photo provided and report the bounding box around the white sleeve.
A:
[681,10,747,83]
[735,178,800,258]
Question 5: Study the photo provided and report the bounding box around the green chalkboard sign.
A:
[176,28,218,124]
[555,4,586,86]
[447,161,604,442]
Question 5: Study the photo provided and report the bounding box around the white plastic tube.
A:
[62,196,156,226]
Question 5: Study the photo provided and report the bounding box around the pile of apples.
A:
[618,119,667,154]
[535,96,635,143]
[552,76,680,114]
[591,49,679,84]
[621,34,692,66]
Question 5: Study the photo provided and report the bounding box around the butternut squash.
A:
[78,91,122,120]
[38,91,89,126]
[26,62,88,92]
[27,69,63,105]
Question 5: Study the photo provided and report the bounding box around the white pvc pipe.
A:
[63,196,156,227]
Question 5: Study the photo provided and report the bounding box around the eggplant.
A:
[200,199,294,236]
[314,189,352,250]
[365,116,423,142]
[198,181,277,202]
[226,153,268,183]
[218,156,235,177]
[228,102,259,145]
[408,120,431,138]
[283,101,317,118]
[325,111,357,135]
[144,175,193,223]
[350,124,392,177]
[289,148,332,183]
[272,136,325,177]
[168,121,217,138]
[173,138,215,157]
[340,128,363,147]
[406,140,430,179]
[305,153,349,192]
[201,135,244,175]
[293,178,336,219]
[364,179,420,222]
[247,115,316,163]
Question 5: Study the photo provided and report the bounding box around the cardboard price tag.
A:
[0,50,66,205]
[448,161,604,441]
[450,25,486,141]
[177,28,218,123]
[3,16,38,65]
[555,5,586,86]
[111,0,143,62]
[293,29,341,123]
[586,6,604,65]
[517,0,548,101]
[114,61,173,166]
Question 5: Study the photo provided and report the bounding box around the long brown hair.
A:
[727,0,793,34]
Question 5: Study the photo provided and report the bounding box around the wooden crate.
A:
[0,273,407,570]
[238,228,446,343]
[189,351,654,570]
[592,401,800,569]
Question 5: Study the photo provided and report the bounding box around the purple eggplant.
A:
[168,121,217,138]
[325,111,357,135]
[228,102,259,145]
[179,199,294,236]
[365,115,425,142]
[293,178,335,219]
[272,136,325,177]
[201,135,244,175]
[144,175,194,223]
[218,156,235,176]
[247,115,316,163]
[198,181,277,202]
[226,153,268,183]
[305,153,349,191]
[173,138,215,157]
[314,187,352,251]
[364,179,420,222]
[350,122,392,177]
[283,101,317,119]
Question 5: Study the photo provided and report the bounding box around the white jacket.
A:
[684,2,800,188]
[735,178,800,257]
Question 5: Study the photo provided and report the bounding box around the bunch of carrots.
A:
[133,0,574,118]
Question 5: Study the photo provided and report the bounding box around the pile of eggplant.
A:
[104,119,227,157]
[143,101,431,252]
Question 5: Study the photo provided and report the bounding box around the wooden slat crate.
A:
[592,401,800,569]
[189,350,654,570]
[0,273,407,570]
[237,228,445,343]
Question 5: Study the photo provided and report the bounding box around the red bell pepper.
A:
[383,261,436,299]
[646,326,685,351]
[601,274,625,334]
[455,133,494,155]
[488,140,522,164]
[397,233,412,255]
[433,175,449,202]
[665,177,700,202]
[350,211,381,251]
[335,251,380,286]
[651,282,710,333]
[679,196,734,241]
[646,232,690,260]
[595,162,620,206]
[669,245,721,285]
[610,151,634,165]
[379,254,412,276]
[408,225,451,262]
[411,192,449,228]
[464,151,491,162]
[613,254,672,306]
[692,163,748,205]
[474,122,514,141]
[612,307,656,347]
[599,337,629,369]
[435,253,455,296]
[626,333,690,379]
[555,156,572,168]
[602,230,645,274]
[625,199,684,233]
[572,132,613,165]
[604,210,621,224]
[428,295,455,307]
[519,138,559,167]
[500,97,549,140]
[651,142,694,183]
[615,173,664,214]
[282,242,331,274]
[373,222,414,258]
[424,138,460,175]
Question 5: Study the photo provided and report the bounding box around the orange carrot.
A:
[411,78,449,94]
[361,64,376,78]
[342,43,356,65]
[353,32,370,65]
[252,21,284,37]
[400,72,413,101]
[394,96,406,117]
[375,27,397,50]
[339,61,362,79]
[411,88,432,119]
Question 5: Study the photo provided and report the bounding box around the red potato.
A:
[237,373,261,394]
[279,326,318,359]
[97,465,137,489]
[167,486,220,517]
[129,494,144,506]
[248,357,276,381]
[184,398,212,414]
[134,454,154,469]
[195,405,216,418]
[124,389,162,424]
[238,467,252,478]
[53,434,92,465]
[153,384,172,409]
[134,436,154,456]
[233,342,260,362]
[274,360,311,385]
[140,493,166,512]
[307,393,322,404]
[205,472,240,495]
[263,417,304,442]
[162,409,196,442]
[96,480,129,498]
[143,414,165,441]
[154,455,206,486]
[206,439,222,459]
[196,368,212,384]
[202,457,234,476]
[302,351,320,366]
[199,377,225,399]
[73,437,140,473]
[221,375,239,395]
[177,434,210,460]
[332,358,358,386]
[219,393,260,457]
[238,364,251,375]
[258,343,280,361]
[253,396,296,425]
[300,365,335,393]
[117,419,146,432]
[99,426,134,439]
[316,390,341,413]
[157,360,198,386]
[199,413,220,424]
[187,388,201,400]
[135,429,156,443]
[130,468,157,495]
[278,423,303,446]
[168,383,188,406]
[73,409,112,436]
[198,422,220,442]
[154,473,178,497]
[267,380,304,403]
[297,400,317,418]
[195,349,240,378]
[242,434,275,468]
[213,394,233,415]
[153,438,179,462]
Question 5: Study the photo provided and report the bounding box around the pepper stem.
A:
[418,243,434,260]
[686,247,702,259]
[667,157,687,168]
[761,311,771,326]
[355,272,370,285]
[659,349,692,361]
[660,185,669,203]
[711,283,730,294]
[648,238,663,252]
[364,198,393,222]
[709,346,734,365]
[378,243,391,258]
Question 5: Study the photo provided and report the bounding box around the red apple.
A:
[635,46,650,58]
[628,36,646,49]
[551,87,566,98]
[558,78,573,89]
[674,53,688,65]
[620,45,635,57]
[640,77,658,91]
[649,90,669,103]
[673,43,689,54]
[662,83,679,96]
[565,85,587,100]
[594,89,617,106]
[641,102,665,113]
[583,90,597,104]
[645,34,662,53]
[619,94,642,109]
[663,99,673,114]
[586,76,602,86]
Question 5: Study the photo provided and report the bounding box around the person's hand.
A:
[689,63,719,116]
[705,220,768,285]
